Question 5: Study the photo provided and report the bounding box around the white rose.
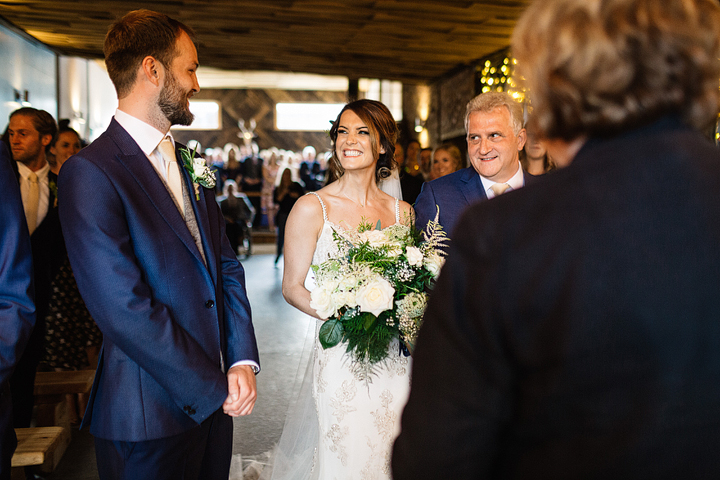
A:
[405,246,424,266]
[424,253,445,277]
[356,276,395,317]
[192,156,206,172]
[359,229,388,247]
[336,290,358,308]
[310,286,337,319]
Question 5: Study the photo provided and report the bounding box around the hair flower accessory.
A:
[179,145,216,200]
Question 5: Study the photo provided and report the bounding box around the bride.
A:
[275,99,413,480]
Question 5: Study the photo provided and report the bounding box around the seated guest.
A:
[430,144,463,180]
[393,0,720,478]
[414,91,530,236]
[218,180,255,256]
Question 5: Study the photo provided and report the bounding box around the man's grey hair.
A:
[464,91,524,135]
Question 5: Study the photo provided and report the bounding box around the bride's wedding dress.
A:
[267,192,411,480]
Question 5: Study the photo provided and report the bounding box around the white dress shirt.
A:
[114,109,175,182]
[17,161,50,228]
[481,162,526,199]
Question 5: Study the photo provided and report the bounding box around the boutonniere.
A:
[179,145,216,200]
[49,179,58,208]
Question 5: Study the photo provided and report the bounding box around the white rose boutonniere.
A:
[179,145,216,200]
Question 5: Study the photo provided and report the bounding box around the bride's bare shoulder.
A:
[289,192,324,222]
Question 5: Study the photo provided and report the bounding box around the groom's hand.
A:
[223,365,257,417]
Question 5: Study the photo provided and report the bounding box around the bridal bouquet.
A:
[310,213,447,365]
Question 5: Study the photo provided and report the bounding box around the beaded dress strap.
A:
[307,192,328,221]
[395,198,400,223]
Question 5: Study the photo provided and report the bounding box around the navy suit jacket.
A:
[59,119,259,441]
[414,166,535,238]
[0,140,35,388]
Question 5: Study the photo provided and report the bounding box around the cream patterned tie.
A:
[26,172,39,234]
[158,136,184,216]
[490,183,511,197]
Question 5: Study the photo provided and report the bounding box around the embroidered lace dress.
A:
[308,192,411,480]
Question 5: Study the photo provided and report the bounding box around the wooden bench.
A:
[12,426,69,472]
[33,370,95,397]
[33,370,95,435]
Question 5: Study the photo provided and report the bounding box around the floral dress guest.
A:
[271,99,414,480]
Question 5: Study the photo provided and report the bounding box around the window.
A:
[359,79,403,121]
[171,100,221,130]
[275,103,345,131]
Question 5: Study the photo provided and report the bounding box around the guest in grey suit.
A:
[393,0,720,478]
[414,92,530,237]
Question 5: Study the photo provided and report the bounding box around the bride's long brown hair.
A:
[328,99,398,184]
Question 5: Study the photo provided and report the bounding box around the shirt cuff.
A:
[229,360,260,374]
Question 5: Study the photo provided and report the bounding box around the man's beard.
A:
[158,71,194,126]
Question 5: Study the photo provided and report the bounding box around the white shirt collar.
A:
[17,160,50,181]
[480,162,524,199]
[114,109,174,155]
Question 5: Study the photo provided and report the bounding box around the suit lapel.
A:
[460,167,486,206]
[108,120,206,268]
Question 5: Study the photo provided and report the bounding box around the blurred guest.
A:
[262,149,280,229]
[419,147,433,180]
[299,145,321,191]
[430,144,463,180]
[7,107,64,429]
[48,126,82,175]
[393,0,720,478]
[520,127,555,175]
[400,139,424,204]
[394,141,405,168]
[0,140,35,480]
[273,168,303,266]
[220,145,242,193]
[218,180,255,256]
[241,145,264,228]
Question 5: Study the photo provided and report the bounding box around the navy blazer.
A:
[414,166,534,238]
[59,119,259,441]
[0,141,35,388]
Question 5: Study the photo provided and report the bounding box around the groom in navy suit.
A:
[59,10,259,480]
[414,92,530,237]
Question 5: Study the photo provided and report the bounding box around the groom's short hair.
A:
[104,9,196,99]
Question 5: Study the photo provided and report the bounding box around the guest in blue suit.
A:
[0,140,35,480]
[414,92,531,237]
[58,10,259,480]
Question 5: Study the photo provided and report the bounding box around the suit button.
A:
[183,405,191,412]
[205,300,215,308]
[188,409,196,415]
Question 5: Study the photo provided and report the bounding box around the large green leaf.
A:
[362,312,376,331]
[319,319,344,349]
